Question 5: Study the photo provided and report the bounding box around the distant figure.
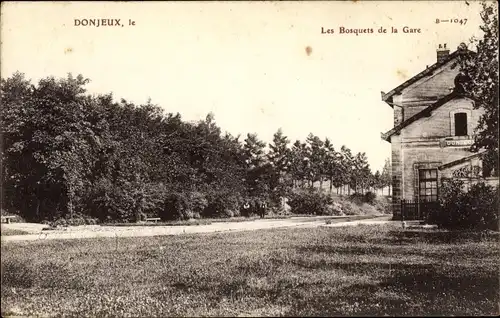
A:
[259,201,267,219]
[242,201,251,217]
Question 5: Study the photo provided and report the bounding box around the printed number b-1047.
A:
[435,18,468,25]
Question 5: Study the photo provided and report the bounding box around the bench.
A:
[145,217,161,223]
[1,215,16,224]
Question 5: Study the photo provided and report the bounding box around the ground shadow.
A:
[382,229,500,245]
[285,261,499,316]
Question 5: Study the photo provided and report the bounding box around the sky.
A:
[1,1,492,171]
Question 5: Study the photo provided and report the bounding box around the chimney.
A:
[437,43,450,63]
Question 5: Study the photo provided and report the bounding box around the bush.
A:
[348,193,365,205]
[157,190,241,221]
[436,180,499,231]
[372,196,392,214]
[162,192,191,221]
[364,191,377,204]
[331,202,343,215]
[341,200,358,215]
[203,191,242,218]
[288,189,334,215]
[49,214,99,227]
[86,179,136,222]
[190,192,209,216]
[349,192,377,205]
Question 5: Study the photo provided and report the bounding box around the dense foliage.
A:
[288,189,335,215]
[434,179,499,231]
[457,2,499,176]
[1,73,390,222]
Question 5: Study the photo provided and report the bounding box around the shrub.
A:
[288,189,334,215]
[49,214,99,227]
[368,195,392,215]
[436,180,499,231]
[190,192,209,216]
[86,179,136,222]
[341,200,358,215]
[348,193,365,205]
[192,212,201,219]
[364,191,377,205]
[331,202,344,215]
[203,191,242,218]
[349,192,377,205]
[162,192,191,221]
[157,191,209,221]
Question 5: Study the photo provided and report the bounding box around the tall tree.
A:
[306,133,325,188]
[290,140,309,188]
[381,158,392,195]
[243,133,270,198]
[373,170,382,193]
[1,73,104,220]
[457,2,499,176]
[323,138,336,193]
[267,128,291,199]
[340,145,354,194]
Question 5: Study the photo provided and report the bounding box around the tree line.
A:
[1,72,391,222]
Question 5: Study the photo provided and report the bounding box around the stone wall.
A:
[401,146,473,200]
[402,98,482,139]
[401,60,460,101]
[391,135,402,219]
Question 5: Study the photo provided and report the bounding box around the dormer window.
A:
[454,113,468,136]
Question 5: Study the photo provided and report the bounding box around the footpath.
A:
[1,215,395,242]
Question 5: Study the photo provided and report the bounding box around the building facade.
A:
[381,44,496,220]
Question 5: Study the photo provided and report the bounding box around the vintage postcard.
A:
[1,1,498,317]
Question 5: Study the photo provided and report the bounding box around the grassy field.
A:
[1,225,498,317]
[0,227,30,236]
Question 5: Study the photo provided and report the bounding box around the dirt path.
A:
[1,215,393,242]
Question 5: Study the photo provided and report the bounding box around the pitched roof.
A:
[438,150,487,170]
[381,91,472,142]
[381,48,473,107]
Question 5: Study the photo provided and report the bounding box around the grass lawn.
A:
[1,225,498,316]
[0,227,30,236]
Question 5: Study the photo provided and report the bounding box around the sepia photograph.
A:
[1,1,499,316]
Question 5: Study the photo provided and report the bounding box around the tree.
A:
[323,138,336,193]
[457,2,499,176]
[1,73,101,220]
[306,133,325,188]
[381,158,392,195]
[243,133,270,199]
[267,128,292,200]
[373,170,382,193]
[349,152,371,194]
[340,145,354,194]
[2,71,384,222]
[290,140,310,188]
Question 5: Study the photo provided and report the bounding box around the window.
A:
[419,169,438,202]
[454,113,468,136]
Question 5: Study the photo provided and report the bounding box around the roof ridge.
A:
[381,48,474,106]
